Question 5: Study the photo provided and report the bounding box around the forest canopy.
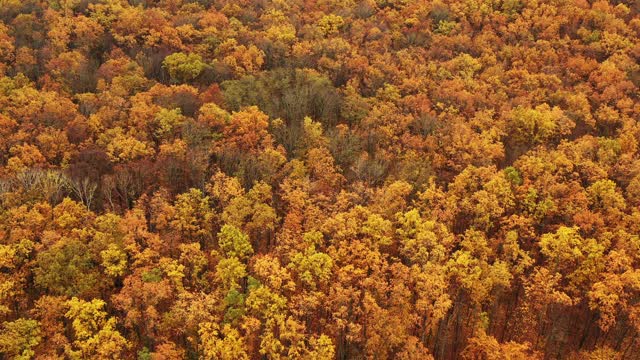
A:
[0,0,639,359]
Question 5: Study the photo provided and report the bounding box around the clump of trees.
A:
[0,0,639,359]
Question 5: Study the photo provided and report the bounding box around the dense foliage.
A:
[0,0,639,359]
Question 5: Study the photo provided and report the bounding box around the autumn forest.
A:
[0,0,639,359]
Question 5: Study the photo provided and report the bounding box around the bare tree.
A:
[102,175,117,212]
[102,165,147,211]
[0,178,11,195]
[65,176,97,210]
[15,169,42,193]
[0,177,12,208]
[40,170,67,205]
[11,169,69,205]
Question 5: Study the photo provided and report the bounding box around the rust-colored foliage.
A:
[0,0,638,359]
